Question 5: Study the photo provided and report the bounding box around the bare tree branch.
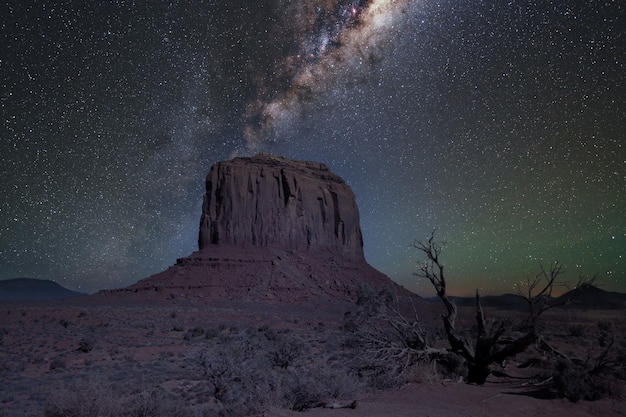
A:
[414,230,474,360]
[517,262,599,323]
[414,230,600,384]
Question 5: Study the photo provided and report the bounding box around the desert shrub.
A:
[568,324,586,338]
[281,369,327,411]
[278,363,361,411]
[410,360,441,384]
[184,326,205,340]
[46,379,192,417]
[341,317,359,333]
[343,285,452,388]
[552,359,603,402]
[597,320,613,332]
[193,327,360,416]
[49,357,66,370]
[269,338,302,369]
[77,336,95,353]
[191,326,205,337]
[258,324,279,341]
[45,377,119,417]
[596,321,615,348]
[123,387,187,417]
[0,327,7,346]
[196,331,275,416]
[353,351,456,389]
[435,352,467,380]
[204,327,219,339]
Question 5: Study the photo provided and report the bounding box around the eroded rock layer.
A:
[199,154,363,260]
[104,154,415,304]
[112,246,397,303]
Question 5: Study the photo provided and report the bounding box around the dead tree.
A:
[351,286,438,383]
[516,261,597,320]
[414,230,597,384]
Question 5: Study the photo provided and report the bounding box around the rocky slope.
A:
[0,278,86,301]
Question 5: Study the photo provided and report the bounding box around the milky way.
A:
[241,0,411,151]
[1,1,624,295]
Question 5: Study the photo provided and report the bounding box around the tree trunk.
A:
[466,361,491,384]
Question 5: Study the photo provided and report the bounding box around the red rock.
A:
[103,154,415,304]
[199,153,363,260]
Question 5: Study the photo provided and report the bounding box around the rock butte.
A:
[103,154,413,303]
[199,153,363,260]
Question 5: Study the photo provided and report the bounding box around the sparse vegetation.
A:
[568,324,586,338]
[0,283,623,417]
[345,285,434,386]
[45,377,119,417]
[48,357,66,370]
[194,327,360,415]
[533,319,625,402]
[77,336,95,353]
[414,229,599,385]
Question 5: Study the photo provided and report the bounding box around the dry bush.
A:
[194,326,360,416]
[343,284,455,389]
[0,327,7,346]
[278,364,361,411]
[124,387,188,417]
[45,377,120,417]
[184,326,205,340]
[269,338,302,369]
[77,336,95,353]
[48,357,66,371]
[196,329,282,416]
[551,320,625,401]
[45,377,194,417]
[568,324,586,338]
[520,320,625,402]
[552,359,601,401]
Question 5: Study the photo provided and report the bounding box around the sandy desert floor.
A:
[0,296,624,416]
[266,380,625,417]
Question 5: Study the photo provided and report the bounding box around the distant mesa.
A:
[427,285,626,311]
[104,153,410,303]
[556,285,626,310]
[0,278,86,302]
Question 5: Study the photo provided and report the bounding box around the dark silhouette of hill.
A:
[556,285,626,310]
[0,278,86,301]
[426,286,626,310]
[426,294,529,310]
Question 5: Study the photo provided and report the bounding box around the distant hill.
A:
[426,294,530,310]
[0,278,86,301]
[555,285,626,310]
[426,286,626,311]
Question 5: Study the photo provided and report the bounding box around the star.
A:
[0,0,623,295]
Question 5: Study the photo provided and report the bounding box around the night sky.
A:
[1,0,624,296]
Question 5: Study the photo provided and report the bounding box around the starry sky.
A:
[1,0,624,296]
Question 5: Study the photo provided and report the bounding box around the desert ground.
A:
[0,295,624,417]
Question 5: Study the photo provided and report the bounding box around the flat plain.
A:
[0,296,624,417]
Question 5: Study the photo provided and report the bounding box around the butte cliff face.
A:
[105,154,412,304]
[198,154,363,260]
